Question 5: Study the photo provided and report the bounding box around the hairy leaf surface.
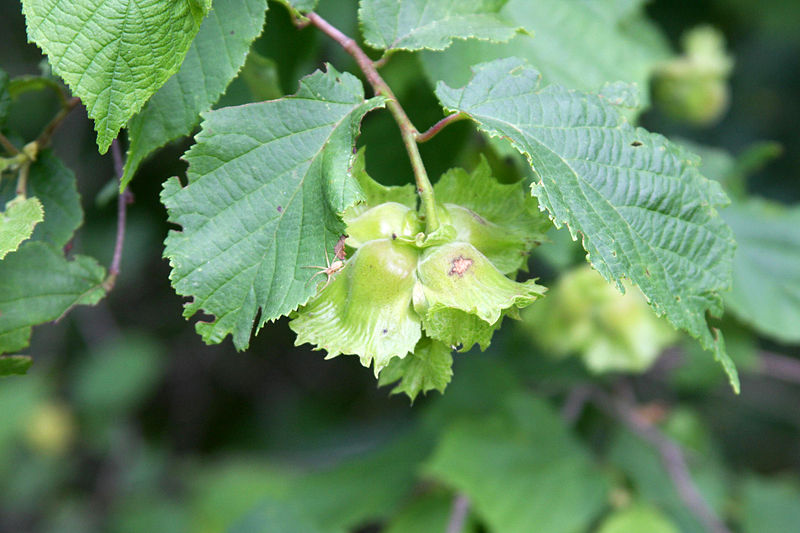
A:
[163,67,384,350]
[723,200,800,344]
[22,0,211,152]
[359,0,518,52]
[122,0,268,189]
[0,242,106,355]
[436,58,737,388]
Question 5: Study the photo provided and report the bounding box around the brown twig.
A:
[305,11,440,231]
[416,112,467,143]
[35,96,80,149]
[591,388,732,533]
[0,132,20,155]
[561,384,592,424]
[103,139,133,291]
[445,493,471,533]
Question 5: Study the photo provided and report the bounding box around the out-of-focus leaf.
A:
[0,355,33,377]
[71,334,161,419]
[425,394,609,533]
[741,476,800,533]
[0,242,106,355]
[597,504,679,533]
[722,199,800,343]
[229,499,343,533]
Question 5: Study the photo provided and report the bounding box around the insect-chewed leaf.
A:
[435,57,738,391]
[162,66,385,350]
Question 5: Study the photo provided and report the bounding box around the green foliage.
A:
[436,57,738,390]
[378,337,453,401]
[723,199,800,343]
[2,3,799,532]
[0,355,33,377]
[0,242,106,355]
[122,0,268,189]
[425,394,610,533]
[359,0,519,52]
[597,504,679,533]
[420,0,670,105]
[523,265,678,373]
[163,66,384,349]
[21,0,210,152]
[740,477,800,533]
[0,68,9,125]
[0,196,43,259]
[24,150,82,247]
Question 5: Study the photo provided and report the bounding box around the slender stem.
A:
[16,161,31,197]
[305,12,439,231]
[36,97,80,149]
[0,132,19,155]
[104,139,133,291]
[561,384,591,425]
[445,493,471,533]
[591,388,732,533]
[416,112,467,143]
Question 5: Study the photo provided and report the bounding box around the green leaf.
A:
[434,156,550,274]
[163,66,384,349]
[384,491,473,533]
[359,0,519,52]
[0,242,106,355]
[229,499,340,533]
[597,504,679,533]
[71,334,161,419]
[378,337,453,401]
[0,68,10,125]
[436,58,737,388]
[425,394,609,533]
[122,0,268,189]
[0,196,44,260]
[27,150,82,247]
[0,355,33,377]
[741,476,800,533]
[22,0,212,152]
[420,0,671,106]
[277,0,318,12]
[723,199,800,344]
[349,148,417,211]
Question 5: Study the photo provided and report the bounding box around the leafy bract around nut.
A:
[522,265,678,373]
[290,160,546,397]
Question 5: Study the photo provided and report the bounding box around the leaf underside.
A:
[22,0,210,152]
[163,66,385,350]
[0,197,44,260]
[435,58,737,390]
[122,0,268,189]
[359,0,518,52]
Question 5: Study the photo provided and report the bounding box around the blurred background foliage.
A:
[0,0,799,532]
